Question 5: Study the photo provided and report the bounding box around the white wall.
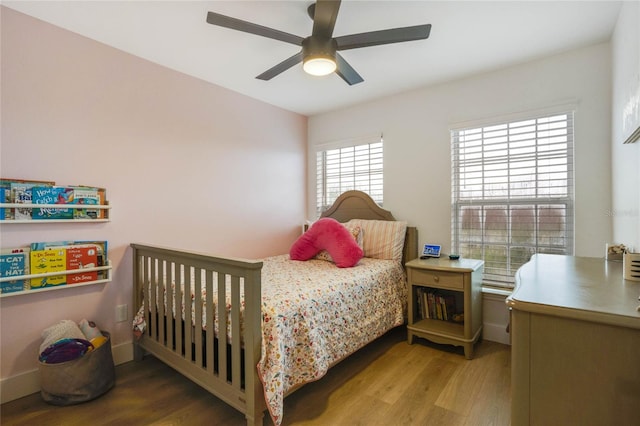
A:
[611,1,640,250]
[309,43,612,258]
[309,42,613,344]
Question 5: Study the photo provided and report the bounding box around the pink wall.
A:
[0,7,307,380]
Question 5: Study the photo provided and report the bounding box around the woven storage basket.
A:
[39,331,115,405]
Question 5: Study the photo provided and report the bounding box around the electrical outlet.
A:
[116,304,128,322]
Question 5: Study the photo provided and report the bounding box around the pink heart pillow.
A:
[290,218,364,268]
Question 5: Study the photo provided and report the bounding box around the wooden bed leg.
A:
[245,411,264,426]
[133,342,144,361]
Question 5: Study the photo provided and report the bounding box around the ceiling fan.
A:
[206,0,432,85]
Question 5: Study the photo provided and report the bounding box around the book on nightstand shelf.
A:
[416,287,459,321]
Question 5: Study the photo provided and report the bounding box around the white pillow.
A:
[346,219,407,262]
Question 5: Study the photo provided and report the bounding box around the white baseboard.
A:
[0,368,40,404]
[482,321,510,345]
[0,341,134,404]
[113,340,134,366]
[480,290,511,346]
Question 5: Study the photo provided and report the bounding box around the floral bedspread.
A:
[133,254,407,425]
[259,255,406,424]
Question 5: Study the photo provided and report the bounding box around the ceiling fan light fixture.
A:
[302,36,338,77]
[206,1,432,85]
[303,54,336,76]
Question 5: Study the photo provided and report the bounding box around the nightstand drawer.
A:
[411,269,463,290]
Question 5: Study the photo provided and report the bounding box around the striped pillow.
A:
[346,219,407,262]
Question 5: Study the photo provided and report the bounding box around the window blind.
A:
[451,112,575,287]
[316,139,383,217]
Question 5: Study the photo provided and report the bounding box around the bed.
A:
[131,190,418,425]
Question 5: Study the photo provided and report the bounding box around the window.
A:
[451,112,574,288]
[316,138,383,216]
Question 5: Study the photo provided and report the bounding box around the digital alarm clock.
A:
[421,244,441,258]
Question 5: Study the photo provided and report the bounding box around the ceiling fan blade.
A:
[335,53,364,86]
[256,51,304,81]
[311,0,341,39]
[335,24,432,51]
[206,11,304,46]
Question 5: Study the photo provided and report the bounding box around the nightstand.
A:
[405,257,484,359]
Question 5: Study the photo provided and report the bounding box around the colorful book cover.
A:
[30,248,67,289]
[30,240,108,280]
[11,183,34,220]
[32,186,74,220]
[71,186,105,219]
[75,241,108,279]
[0,187,7,220]
[66,245,99,284]
[3,179,55,220]
[0,248,30,294]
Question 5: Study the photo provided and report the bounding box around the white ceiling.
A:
[3,1,623,116]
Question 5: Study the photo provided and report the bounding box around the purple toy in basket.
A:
[39,338,93,364]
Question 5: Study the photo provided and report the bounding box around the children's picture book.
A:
[30,248,66,289]
[30,240,108,281]
[0,247,30,294]
[0,180,107,221]
[32,186,74,220]
[66,245,99,284]
[11,182,35,220]
[0,187,7,220]
[2,179,55,220]
[71,186,106,219]
[74,241,108,279]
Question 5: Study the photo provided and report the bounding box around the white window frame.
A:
[315,135,383,217]
[451,110,575,288]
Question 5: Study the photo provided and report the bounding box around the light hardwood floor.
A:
[1,327,511,426]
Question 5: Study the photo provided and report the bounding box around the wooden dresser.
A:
[507,254,640,425]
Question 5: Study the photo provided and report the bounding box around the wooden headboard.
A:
[319,190,418,264]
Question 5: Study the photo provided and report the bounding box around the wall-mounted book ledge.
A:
[0,203,111,223]
[0,261,112,298]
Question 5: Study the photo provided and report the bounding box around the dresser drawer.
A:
[411,269,464,290]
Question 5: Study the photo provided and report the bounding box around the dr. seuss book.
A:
[0,247,30,293]
[30,240,108,281]
[66,245,99,284]
[30,248,66,289]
